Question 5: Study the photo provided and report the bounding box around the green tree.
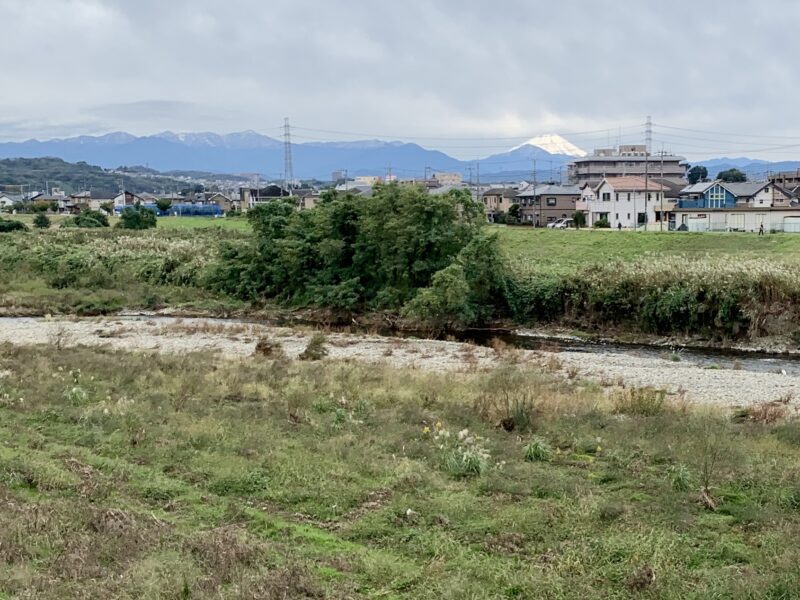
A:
[507,203,521,224]
[687,165,708,185]
[717,168,747,183]
[33,212,51,229]
[402,263,474,329]
[573,211,586,229]
[155,198,173,213]
[207,184,490,313]
[99,202,114,215]
[117,206,157,230]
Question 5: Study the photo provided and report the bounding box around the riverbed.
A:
[0,316,798,408]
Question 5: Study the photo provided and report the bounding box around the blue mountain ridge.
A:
[0,131,796,182]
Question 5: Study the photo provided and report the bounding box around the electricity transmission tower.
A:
[283,117,294,196]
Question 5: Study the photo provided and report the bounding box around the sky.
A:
[1,0,800,160]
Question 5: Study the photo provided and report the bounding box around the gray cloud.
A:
[0,0,799,159]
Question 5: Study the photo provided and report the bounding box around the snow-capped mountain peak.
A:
[511,134,587,157]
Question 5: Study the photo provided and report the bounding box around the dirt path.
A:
[0,316,798,408]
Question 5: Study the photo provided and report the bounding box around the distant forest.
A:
[0,157,194,198]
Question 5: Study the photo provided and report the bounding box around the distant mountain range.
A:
[0,131,577,182]
[0,131,797,183]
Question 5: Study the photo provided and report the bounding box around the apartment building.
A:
[568,145,687,186]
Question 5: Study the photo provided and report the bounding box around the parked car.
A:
[547,218,567,229]
[553,219,574,229]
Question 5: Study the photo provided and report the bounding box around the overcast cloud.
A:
[1,0,799,159]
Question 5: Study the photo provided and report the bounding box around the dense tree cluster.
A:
[208,184,506,326]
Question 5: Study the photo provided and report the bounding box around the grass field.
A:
[5,213,250,231]
[494,226,800,274]
[1,343,800,598]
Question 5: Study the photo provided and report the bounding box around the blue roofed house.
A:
[675,181,798,232]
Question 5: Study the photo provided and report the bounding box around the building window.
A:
[602,192,611,201]
[708,185,726,208]
[615,193,619,201]
[627,193,631,201]
[627,213,630,219]
[546,197,557,206]
[615,213,619,219]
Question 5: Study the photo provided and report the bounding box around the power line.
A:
[653,123,800,141]
[289,123,644,142]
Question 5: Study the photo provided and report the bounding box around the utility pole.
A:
[642,116,651,232]
[659,144,665,232]
[283,117,294,197]
[476,161,480,204]
[532,158,537,227]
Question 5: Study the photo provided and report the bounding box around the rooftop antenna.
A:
[283,117,294,197]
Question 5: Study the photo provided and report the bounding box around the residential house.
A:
[674,180,799,231]
[581,176,668,228]
[0,194,14,209]
[432,172,463,186]
[515,184,580,226]
[770,170,800,195]
[114,191,144,210]
[239,185,290,210]
[138,192,161,204]
[295,189,321,210]
[70,191,92,204]
[354,176,382,186]
[334,183,374,197]
[568,145,687,186]
[482,188,518,223]
[205,192,235,212]
[428,183,469,196]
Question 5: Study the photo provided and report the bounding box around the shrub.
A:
[299,333,328,361]
[611,387,667,416]
[668,463,693,491]
[254,337,286,359]
[0,218,27,232]
[62,209,109,228]
[523,437,553,462]
[33,212,51,229]
[594,218,611,229]
[117,206,157,230]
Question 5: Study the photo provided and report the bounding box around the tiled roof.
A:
[516,184,580,197]
[482,188,518,198]
[598,176,667,192]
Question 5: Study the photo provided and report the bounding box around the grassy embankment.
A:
[496,228,800,342]
[6,214,251,231]
[1,342,800,598]
[4,222,800,343]
[0,228,249,315]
